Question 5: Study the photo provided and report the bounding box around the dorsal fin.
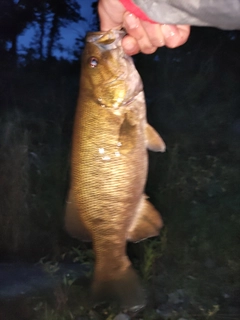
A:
[145,124,166,152]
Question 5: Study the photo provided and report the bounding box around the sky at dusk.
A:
[18,0,95,59]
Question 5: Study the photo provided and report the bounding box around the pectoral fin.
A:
[118,112,137,154]
[145,124,166,152]
[65,189,92,241]
[127,195,164,242]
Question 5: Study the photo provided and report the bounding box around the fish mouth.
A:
[86,29,126,49]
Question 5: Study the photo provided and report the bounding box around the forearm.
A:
[121,0,240,30]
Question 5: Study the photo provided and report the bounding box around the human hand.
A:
[98,0,190,55]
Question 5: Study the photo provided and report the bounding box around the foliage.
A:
[136,230,167,283]
[0,112,31,255]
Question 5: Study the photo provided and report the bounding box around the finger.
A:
[141,20,165,47]
[122,35,140,55]
[98,0,124,31]
[177,25,191,45]
[123,12,157,54]
[161,24,190,48]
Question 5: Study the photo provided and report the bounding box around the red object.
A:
[119,0,156,23]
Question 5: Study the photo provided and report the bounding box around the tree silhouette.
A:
[0,0,85,61]
[0,0,38,59]
[90,1,100,31]
[46,0,84,60]
[37,1,48,60]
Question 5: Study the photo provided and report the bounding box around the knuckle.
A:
[141,45,157,54]
[150,36,164,47]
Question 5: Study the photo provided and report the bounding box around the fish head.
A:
[81,29,143,110]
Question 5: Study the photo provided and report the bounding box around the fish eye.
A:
[89,56,98,68]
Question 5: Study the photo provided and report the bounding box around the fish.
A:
[65,29,165,310]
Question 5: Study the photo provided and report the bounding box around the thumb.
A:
[98,0,125,31]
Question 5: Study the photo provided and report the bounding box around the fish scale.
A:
[65,29,166,310]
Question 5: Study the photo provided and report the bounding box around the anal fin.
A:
[127,195,164,242]
[65,188,92,241]
[146,124,166,152]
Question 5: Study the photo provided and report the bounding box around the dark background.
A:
[0,1,240,319]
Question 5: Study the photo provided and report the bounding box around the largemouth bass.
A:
[65,29,165,310]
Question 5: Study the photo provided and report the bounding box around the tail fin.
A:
[91,265,145,311]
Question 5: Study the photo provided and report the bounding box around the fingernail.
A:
[162,24,175,38]
[125,13,139,29]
